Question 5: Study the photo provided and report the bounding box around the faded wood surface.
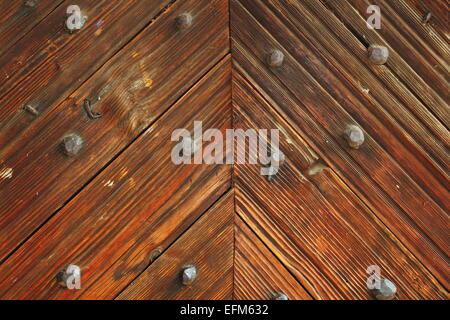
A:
[0,56,231,299]
[407,0,449,41]
[234,216,312,300]
[0,0,448,300]
[117,191,234,300]
[233,67,447,299]
[0,0,173,146]
[231,0,449,288]
[0,0,65,56]
[0,0,229,262]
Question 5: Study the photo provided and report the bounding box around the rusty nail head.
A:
[57,264,81,288]
[176,13,193,29]
[422,12,432,24]
[24,0,36,7]
[272,292,289,300]
[181,264,197,286]
[369,278,397,300]
[267,50,284,68]
[83,99,102,119]
[61,134,83,157]
[368,45,389,65]
[344,125,365,149]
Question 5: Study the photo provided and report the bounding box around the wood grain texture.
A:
[0,55,232,299]
[233,62,448,299]
[250,0,450,176]
[0,0,229,262]
[231,0,449,288]
[320,0,449,126]
[406,0,449,41]
[355,0,450,96]
[236,0,449,195]
[234,216,312,300]
[0,0,65,56]
[117,191,234,300]
[0,0,447,301]
[0,0,172,148]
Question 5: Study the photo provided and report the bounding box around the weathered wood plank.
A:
[0,0,172,148]
[356,0,450,91]
[387,0,449,63]
[0,0,65,56]
[233,68,448,299]
[232,74,319,172]
[406,0,449,41]
[319,0,449,125]
[234,216,312,300]
[0,55,232,299]
[244,0,449,173]
[231,0,449,286]
[233,0,449,209]
[0,0,229,262]
[117,191,234,300]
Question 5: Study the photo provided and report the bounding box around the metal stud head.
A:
[57,264,81,289]
[272,292,289,300]
[344,125,365,149]
[61,134,83,157]
[181,265,197,286]
[24,0,37,7]
[369,278,397,300]
[368,45,389,65]
[176,13,193,30]
[267,50,284,68]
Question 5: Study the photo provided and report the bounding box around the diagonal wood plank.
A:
[117,191,234,300]
[0,55,232,299]
[234,216,312,300]
[0,0,447,301]
[231,0,449,288]
[232,66,447,299]
[0,0,229,263]
[0,0,65,56]
[0,0,173,148]
[316,0,449,126]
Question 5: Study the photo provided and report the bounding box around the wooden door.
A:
[0,0,447,300]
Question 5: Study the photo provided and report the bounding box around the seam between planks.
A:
[231,59,448,292]
[234,203,316,300]
[0,0,178,152]
[320,0,449,131]
[0,0,66,57]
[0,52,231,267]
[232,0,449,242]
[112,188,234,300]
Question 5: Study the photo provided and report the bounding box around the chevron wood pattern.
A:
[0,0,448,300]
